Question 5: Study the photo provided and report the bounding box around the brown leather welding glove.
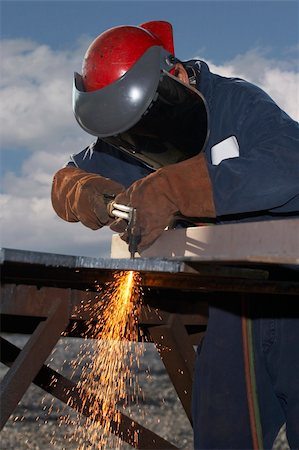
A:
[51,166,125,230]
[110,152,216,252]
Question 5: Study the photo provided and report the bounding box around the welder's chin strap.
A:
[111,152,216,252]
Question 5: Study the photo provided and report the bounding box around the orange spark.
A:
[74,270,144,449]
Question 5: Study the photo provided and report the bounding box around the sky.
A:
[1,1,298,258]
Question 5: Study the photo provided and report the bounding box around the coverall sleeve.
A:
[209,94,299,217]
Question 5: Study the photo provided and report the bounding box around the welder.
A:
[51,21,299,449]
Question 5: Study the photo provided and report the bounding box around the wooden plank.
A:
[111,219,299,264]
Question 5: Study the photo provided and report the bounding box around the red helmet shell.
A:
[82,21,175,92]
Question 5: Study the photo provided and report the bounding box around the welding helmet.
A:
[73,21,209,170]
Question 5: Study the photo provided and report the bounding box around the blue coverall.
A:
[67,60,299,449]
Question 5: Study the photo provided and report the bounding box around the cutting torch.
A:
[104,194,141,259]
[104,195,215,259]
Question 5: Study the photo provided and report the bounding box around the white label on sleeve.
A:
[211,136,240,165]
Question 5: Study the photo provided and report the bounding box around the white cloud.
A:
[1,40,298,257]
[0,38,91,151]
[0,193,114,257]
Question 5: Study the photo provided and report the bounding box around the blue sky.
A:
[1,1,298,257]
[2,1,298,62]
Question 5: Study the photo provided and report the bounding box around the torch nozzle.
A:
[127,208,141,259]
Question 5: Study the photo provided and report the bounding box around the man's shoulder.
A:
[213,73,278,118]
[213,73,263,97]
[192,59,266,106]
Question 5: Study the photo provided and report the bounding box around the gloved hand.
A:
[51,166,125,230]
[110,152,216,252]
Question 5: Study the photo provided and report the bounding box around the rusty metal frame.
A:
[0,288,70,429]
[148,314,197,424]
[0,282,207,449]
[1,247,298,448]
[1,338,178,449]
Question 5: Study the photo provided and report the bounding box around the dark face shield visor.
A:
[73,46,209,170]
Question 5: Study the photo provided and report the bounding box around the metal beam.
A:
[1,243,298,447]
[0,288,70,429]
[1,247,298,296]
[0,338,178,450]
[149,314,197,424]
[0,284,209,325]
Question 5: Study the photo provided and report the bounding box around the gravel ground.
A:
[0,334,289,450]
